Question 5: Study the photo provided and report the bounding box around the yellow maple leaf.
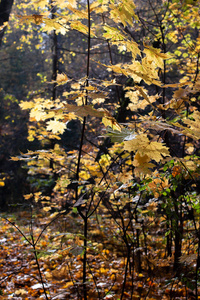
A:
[182,111,200,140]
[103,25,125,41]
[107,60,162,86]
[55,73,69,85]
[126,87,158,111]
[133,152,150,166]
[70,20,95,36]
[143,43,172,68]
[18,14,44,25]
[43,19,69,34]
[20,101,34,110]
[109,0,138,27]
[46,119,67,134]
[64,104,105,118]
[123,40,141,59]
[67,5,88,18]
[102,111,121,131]
[30,109,47,122]
[133,152,155,177]
[124,134,169,162]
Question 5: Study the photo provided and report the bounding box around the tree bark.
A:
[0,0,14,46]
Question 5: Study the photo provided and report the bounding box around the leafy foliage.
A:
[1,0,200,299]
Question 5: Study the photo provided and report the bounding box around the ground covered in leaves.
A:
[0,210,198,300]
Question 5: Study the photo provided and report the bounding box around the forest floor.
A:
[0,210,199,300]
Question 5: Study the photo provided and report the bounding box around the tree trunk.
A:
[0,0,14,46]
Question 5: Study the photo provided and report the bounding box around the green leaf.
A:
[106,127,136,143]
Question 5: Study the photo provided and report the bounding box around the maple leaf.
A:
[172,165,182,177]
[55,73,70,85]
[171,111,200,140]
[103,25,125,41]
[67,5,88,19]
[46,119,67,134]
[124,134,169,162]
[99,154,111,168]
[70,20,95,36]
[19,13,49,27]
[135,86,158,107]
[106,127,136,143]
[143,43,172,68]
[126,86,158,111]
[64,104,105,118]
[109,0,138,27]
[106,61,162,86]
[133,152,155,177]
[102,111,121,131]
[43,18,69,34]
[123,40,141,59]
[20,101,35,110]
[182,111,200,140]
[30,108,47,122]
[126,89,140,110]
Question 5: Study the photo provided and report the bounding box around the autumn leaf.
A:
[43,18,69,34]
[124,134,170,162]
[182,111,200,140]
[70,20,96,36]
[106,61,162,86]
[103,25,125,41]
[106,127,136,143]
[143,43,172,68]
[148,176,171,198]
[46,119,67,134]
[67,5,88,19]
[172,165,182,177]
[20,101,35,110]
[102,111,121,131]
[55,73,70,85]
[64,104,105,118]
[109,0,138,27]
[133,152,155,177]
[18,14,44,25]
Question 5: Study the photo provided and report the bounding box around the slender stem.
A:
[75,0,91,189]
[102,14,121,107]
[31,234,49,300]
[50,1,58,101]
[75,1,91,299]
[160,24,166,105]
[120,243,130,300]
[3,217,33,246]
[83,215,88,300]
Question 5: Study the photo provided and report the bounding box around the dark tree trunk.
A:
[0,0,14,46]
